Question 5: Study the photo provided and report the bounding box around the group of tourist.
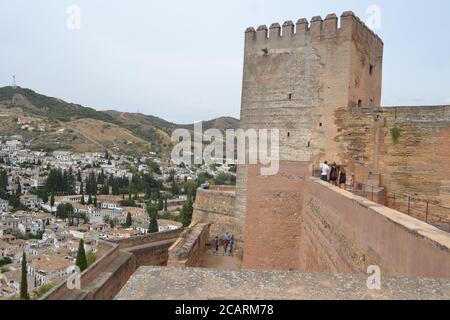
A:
[213,232,234,255]
[319,161,347,188]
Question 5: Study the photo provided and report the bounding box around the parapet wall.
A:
[116,266,450,300]
[302,178,450,278]
[42,241,137,300]
[167,222,210,268]
[42,230,183,300]
[242,170,450,278]
[111,229,183,250]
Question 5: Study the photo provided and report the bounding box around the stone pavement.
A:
[116,266,450,300]
[198,248,241,270]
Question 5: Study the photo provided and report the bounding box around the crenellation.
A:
[269,22,282,39]
[245,26,255,34]
[244,27,256,42]
[282,20,295,37]
[244,12,382,48]
[310,16,323,40]
[256,25,268,41]
[323,14,338,37]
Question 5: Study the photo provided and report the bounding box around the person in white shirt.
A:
[320,161,330,181]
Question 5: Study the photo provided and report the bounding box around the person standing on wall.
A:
[339,167,347,189]
[214,236,219,253]
[320,161,330,181]
[329,162,338,186]
[223,232,230,255]
[228,235,235,256]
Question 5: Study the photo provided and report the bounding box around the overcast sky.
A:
[1,0,449,123]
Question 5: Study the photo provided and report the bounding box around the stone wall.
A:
[167,222,210,267]
[192,187,237,240]
[301,178,450,278]
[111,229,182,250]
[336,106,450,226]
[42,230,182,300]
[42,241,137,300]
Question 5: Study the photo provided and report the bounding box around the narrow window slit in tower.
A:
[287,132,290,138]
[288,93,292,100]
[358,100,362,108]
[369,64,374,75]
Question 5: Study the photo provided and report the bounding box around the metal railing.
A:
[312,167,450,232]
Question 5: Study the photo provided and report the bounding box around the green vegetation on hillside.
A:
[0,86,116,123]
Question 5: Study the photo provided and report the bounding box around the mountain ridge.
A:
[0,86,240,156]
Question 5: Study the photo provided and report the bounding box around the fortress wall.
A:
[378,106,450,210]
[301,178,450,278]
[192,187,237,240]
[336,106,450,224]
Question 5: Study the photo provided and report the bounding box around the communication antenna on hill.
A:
[12,75,17,89]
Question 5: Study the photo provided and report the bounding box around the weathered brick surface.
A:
[336,106,450,225]
[301,178,450,278]
[242,161,309,270]
[192,188,237,240]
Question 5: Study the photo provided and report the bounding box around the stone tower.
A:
[235,12,384,269]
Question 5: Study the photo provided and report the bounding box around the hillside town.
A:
[0,135,236,299]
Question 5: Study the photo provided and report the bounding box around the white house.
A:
[0,199,8,212]
[20,195,42,210]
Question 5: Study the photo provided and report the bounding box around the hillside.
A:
[0,86,239,156]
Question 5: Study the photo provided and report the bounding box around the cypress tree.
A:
[88,194,93,205]
[41,188,49,204]
[80,193,86,205]
[75,239,88,272]
[50,193,55,208]
[164,198,168,212]
[20,251,29,300]
[125,212,132,228]
[182,198,194,227]
[147,204,158,233]
[16,178,22,196]
[158,197,164,211]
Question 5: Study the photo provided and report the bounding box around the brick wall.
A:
[241,162,309,270]
[301,178,450,278]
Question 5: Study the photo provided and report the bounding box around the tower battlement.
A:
[244,11,383,48]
